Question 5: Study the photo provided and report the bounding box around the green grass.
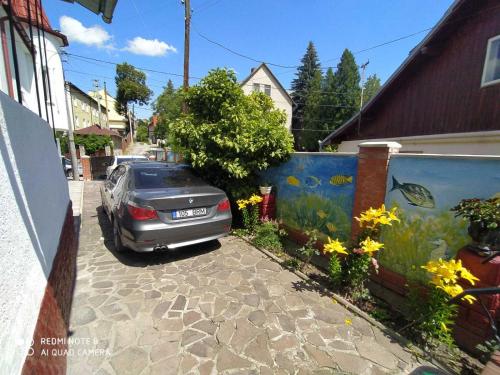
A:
[379,202,469,282]
[277,192,352,242]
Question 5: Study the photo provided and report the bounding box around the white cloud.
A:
[60,16,112,48]
[123,37,177,57]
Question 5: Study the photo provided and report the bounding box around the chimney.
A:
[251,68,255,73]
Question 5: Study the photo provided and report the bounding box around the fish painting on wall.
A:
[390,176,435,208]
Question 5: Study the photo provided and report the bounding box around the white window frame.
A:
[481,34,500,88]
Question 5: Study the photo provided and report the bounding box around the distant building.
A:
[240,63,293,131]
[321,0,500,155]
[88,89,128,136]
[67,82,108,130]
[0,0,69,130]
[148,115,158,144]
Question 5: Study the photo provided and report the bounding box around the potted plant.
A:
[259,182,273,195]
[451,198,500,254]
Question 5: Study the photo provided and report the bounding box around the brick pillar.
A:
[351,142,401,239]
[81,155,91,181]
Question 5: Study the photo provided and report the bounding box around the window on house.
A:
[482,35,500,86]
[264,84,271,96]
[253,83,260,92]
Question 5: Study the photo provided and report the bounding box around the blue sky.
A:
[44,0,454,119]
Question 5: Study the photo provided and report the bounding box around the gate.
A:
[90,156,114,180]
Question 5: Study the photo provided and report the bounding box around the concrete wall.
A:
[0,91,69,375]
[337,130,500,156]
[241,68,293,131]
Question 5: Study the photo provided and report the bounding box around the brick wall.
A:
[21,203,77,375]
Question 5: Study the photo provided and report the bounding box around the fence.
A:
[261,142,500,352]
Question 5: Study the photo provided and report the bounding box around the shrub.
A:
[297,230,320,272]
[168,68,294,200]
[252,220,284,252]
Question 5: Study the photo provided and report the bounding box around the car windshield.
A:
[133,168,205,189]
[117,156,146,164]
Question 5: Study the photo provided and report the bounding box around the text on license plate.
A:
[173,208,207,219]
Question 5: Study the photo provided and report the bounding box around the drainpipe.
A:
[26,0,42,117]
[34,0,49,123]
[0,18,14,98]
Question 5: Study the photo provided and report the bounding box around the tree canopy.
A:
[169,68,294,199]
[115,63,152,117]
[153,80,182,141]
[361,74,381,106]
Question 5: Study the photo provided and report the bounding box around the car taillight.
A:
[127,202,158,220]
[217,198,230,212]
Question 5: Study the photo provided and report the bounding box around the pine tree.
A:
[333,49,360,128]
[318,67,338,137]
[291,42,321,149]
[301,70,323,151]
[361,74,381,106]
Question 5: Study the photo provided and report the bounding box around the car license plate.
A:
[173,207,207,219]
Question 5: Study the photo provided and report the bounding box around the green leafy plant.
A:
[451,198,500,230]
[323,237,348,288]
[252,220,284,252]
[135,119,149,143]
[74,134,112,155]
[283,258,300,271]
[297,230,320,272]
[476,339,500,364]
[237,194,263,234]
[168,68,294,200]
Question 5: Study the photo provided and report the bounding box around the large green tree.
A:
[115,63,152,118]
[361,74,381,106]
[153,80,182,141]
[291,42,321,149]
[333,49,361,127]
[301,70,324,151]
[169,68,294,199]
[135,119,149,143]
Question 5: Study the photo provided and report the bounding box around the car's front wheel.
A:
[113,219,126,253]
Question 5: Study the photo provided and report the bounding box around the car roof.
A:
[127,162,189,170]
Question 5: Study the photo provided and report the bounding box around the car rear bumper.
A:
[119,216,232,252]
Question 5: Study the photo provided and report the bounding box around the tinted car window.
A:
[134,168,205,189]
[110,166,126,185]
[117,157,146,164]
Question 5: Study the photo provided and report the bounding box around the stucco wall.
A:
[337,130,500,156]
[241,68,293,131]
[0,92,69,375]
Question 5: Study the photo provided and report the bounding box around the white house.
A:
[88,88,128,136]
[0,0,69,131]
[240,63,294,131]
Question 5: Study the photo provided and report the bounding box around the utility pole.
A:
[103,81,110,129]
[182,0,191,113]
[93,79,102,127]
[357,60,369,135]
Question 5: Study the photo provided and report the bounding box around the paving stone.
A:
[216,320,235,345]
[181,329,206,347]
[181,353,199,372]
[356,338,398,369]
[244,333,273,367]
[72,306,96,326]
[199,360,214,375]
[327,340,355,351]
[145,290,161,299]
[248,310,266,327]
[192,319,217,335]
[216,347,252,371]
[304,343,337,368]
[92,281,113,289]
[277,314,295,332]
[329,350,371,374]
[187,341,215,358]
[110,347,148,375]
[150,341,178,362]
[152,301,171,319]
[158,318,183,332]
[270,335,299,351]
[305,332,325,347]
[243,294,260,307]
[183,310,202,326]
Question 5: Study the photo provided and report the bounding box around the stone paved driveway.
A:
[68,182,426,375]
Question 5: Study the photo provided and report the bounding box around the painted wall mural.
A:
[261,153,358,242]
[380,156,500,282]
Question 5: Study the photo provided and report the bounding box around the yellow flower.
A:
[360,237,384,256]
[460,268,479,286]
[248,194,263,205]
[440,322,449,333]
[355,204,399,228]
[317,210,327,219]
[326,222,337,232]
[462,294,477,304]
[237,199,248,210]
[344,318,352,325]
[323,237,348,255]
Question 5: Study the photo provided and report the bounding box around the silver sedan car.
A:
[100,162,232,252]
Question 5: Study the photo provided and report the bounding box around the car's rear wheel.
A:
[113,219,126,253]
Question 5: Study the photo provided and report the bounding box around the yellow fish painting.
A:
[330,175,353,186]
[326,223,337,232]
[317,210,327,219]
[287,176,300,186]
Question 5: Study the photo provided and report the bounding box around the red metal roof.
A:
[74,124,122,138]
